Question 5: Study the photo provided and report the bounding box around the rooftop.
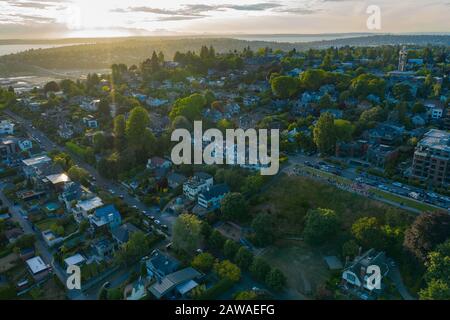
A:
[418,129,450,152]
[22,155,52,167]
[199,184,230,201]
[76,196,104,212]
[26,256,50,275]
[64,253,86,266]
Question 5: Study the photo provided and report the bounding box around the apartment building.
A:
[411,129,450,187]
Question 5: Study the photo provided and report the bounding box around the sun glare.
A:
[66,0,118,32]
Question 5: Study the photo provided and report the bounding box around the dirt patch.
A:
[261,240,331,300]
[0,253,19,273]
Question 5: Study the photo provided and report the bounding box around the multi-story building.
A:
[183,172,213,200]
[411,129,450,187]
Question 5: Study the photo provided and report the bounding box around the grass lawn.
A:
[370,189,438,212]
[35,218,56,231]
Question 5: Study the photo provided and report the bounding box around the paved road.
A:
[4,110,176,232]
[285,152,449,213]
[0,184,74,296]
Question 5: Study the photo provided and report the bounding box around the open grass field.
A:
[256,174,408,236]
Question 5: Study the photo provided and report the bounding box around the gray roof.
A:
[199,184,230,201]
[149,267,201,299]
[147,250,180,276]
[111,223,140,243]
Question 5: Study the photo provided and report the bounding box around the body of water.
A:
[0,44,82,56]
[230,33,371,43]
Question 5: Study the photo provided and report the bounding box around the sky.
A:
[0,0,449,39]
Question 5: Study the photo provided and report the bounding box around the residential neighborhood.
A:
[0,39,449,303]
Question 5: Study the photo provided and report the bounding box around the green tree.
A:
[419,279,450,300]
[352,217,385,250]
[223,240,240,260]
[313,113,336,156]
[251,213,275,247]
[334,119,355,142]
[126,106,150,149]
[342,240,359,259]
[270,76,299,99]
[265,268,287,291]
[234,247,254,271]
[115,231,150,266]
[221,193,248,222]
[303,208,339,245]
[249,258,271,282]
[172,214,203,255]
[235,290,258,300]
[208,230,226,252]
[214,260,241,282]
[192,253,215,272]
[169,93,207,121]
[113,115,126,151]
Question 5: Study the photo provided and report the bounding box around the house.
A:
[42,230,63,247]
[146,250,180,280]
[80,99,100,112]
[411,114,427,127]
[167,172,187,189]
[342,249,391,299]
[335,140,369,158]
[111,223,140,246]
[18,139,33,152]
[183,172,214,200]
[59,181,82,210]
[42,173,70,192]
[147,157,172,170]
[89,204,122,230]
[91,238,115,259]
[198,184,230,210]
[26,256,51,281]
[22,155,52,178]
[124,276,151,300]
[149,267,202,299]
[366,144,398,168]
[423,100,445,119]
[365,124,405,146]
[0,138,19,161]
[82,116,98,129]
[64,253,86,268]
[19,247,35,261]
[73,196,104,221]
[0,120,14,135]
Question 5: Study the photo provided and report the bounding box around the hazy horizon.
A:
[0,0,449,39]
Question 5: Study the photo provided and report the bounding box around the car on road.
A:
[154,220,161,225]
[392,182,403,188]
[378,184,388,191]
[161,225,168,230]
[149,216,155,221]
[132,205,138,209]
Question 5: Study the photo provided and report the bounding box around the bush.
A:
[196,278,235,300]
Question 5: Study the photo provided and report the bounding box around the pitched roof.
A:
[111,223,140,243]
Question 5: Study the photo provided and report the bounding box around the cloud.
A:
[115,2,284,18]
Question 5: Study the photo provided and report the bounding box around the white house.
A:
[424,100,444,119]
[183,172,214,200]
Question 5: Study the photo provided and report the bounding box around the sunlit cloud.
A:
[0,0,449,38]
